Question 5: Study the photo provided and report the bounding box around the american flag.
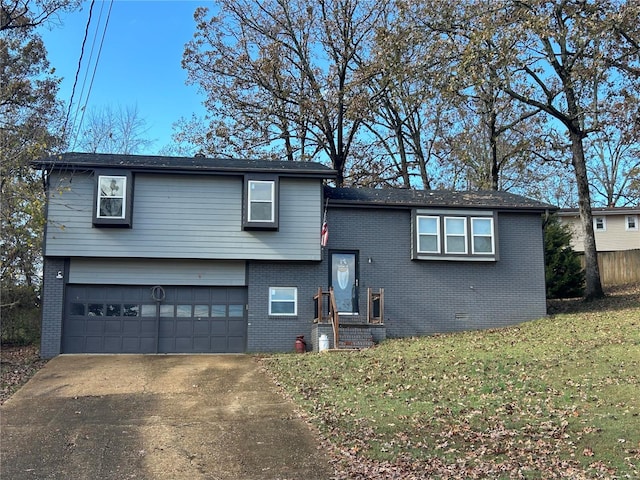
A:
[321,220,328,247]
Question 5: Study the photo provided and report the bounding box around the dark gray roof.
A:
[325,186,556,212]
[33,152,336,178]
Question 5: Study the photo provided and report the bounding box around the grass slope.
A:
[263,287,640,479]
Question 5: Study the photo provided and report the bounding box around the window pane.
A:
[445,217,465,235]
[212,304,226,317]
[447,236,466,253]
[123,304,139,317]
[473,236,493,253]
[106,304,122,316]
[270,287,295,302]
[194,305,209,317]
[88,304,104,316]
[99,198,123,218]
[99,176,125,198]
[270,302,295,315]
[140,304,156,317]
[160,304,174,316]
[418,216,437,234]
[249,181,273,201]
[419,235,438,253]
[176,305,192,317]
[472,218,492,235]
[250,202,272,221]
[228,304,244,317]
[70,303,85,316]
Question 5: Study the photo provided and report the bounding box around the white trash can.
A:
[319,334,329,352]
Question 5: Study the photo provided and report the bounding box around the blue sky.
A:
[41,0,208,154]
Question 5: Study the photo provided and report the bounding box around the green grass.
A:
[262,288,640,479]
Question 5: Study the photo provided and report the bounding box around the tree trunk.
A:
[569,130,605,300]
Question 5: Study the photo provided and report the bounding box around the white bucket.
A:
[319,334,329,352]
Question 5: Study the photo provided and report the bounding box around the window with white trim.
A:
[626,215,638,231]
[594,216,606,231]
[414,211,497,261]
[93,172,133,227]
[243,176,279,230]
[444,217,468,254]
[471,218,495,254]
[269,287,297,316]
[416,216,440,253]
[248,180,274,222]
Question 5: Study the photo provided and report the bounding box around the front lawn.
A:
[262,285,640,479]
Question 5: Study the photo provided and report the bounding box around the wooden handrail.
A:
[328,287,339,348]
[312,288,340,347]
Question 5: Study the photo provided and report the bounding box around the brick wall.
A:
[247,260,325,352]
[245,207,547,351]
[40,258,66,358]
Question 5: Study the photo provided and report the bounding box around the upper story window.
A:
[414,210,497,261]
[626,215,638,231]
[594,216,606,231]
[243,175,279,230]
[93,171,133,228]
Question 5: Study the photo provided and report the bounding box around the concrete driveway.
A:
[1,355,334,480]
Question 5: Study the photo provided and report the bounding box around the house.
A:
[556,207,640,285]
[33,153,554,358]
[556,207,640,252]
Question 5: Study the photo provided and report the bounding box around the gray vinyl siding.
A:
[69,259,246,286]
[45,172,322,260]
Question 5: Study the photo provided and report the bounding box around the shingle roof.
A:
[33,152,337,178]
[325,186,556,212]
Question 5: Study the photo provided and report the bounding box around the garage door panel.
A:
[211,320,226,335]
[211,337,228,351]
[229,319,245,335]
[141,319,156,334]
[175,338,193,352]
[123,319,140,334]
[105,320,121,333]
[194,320,209,335]
[193,337,210,351]
[176,320,193,334]
[63,285,247,353]
[228,337,245,353]
[86,319,104,334]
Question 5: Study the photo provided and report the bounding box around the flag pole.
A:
[321,198,329,248]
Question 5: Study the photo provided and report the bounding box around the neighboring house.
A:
[557,207,640,252]
[33,153,554,358]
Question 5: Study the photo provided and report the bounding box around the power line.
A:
[62,0,96,147]
[69,0,107,142]
[71,0,114,151]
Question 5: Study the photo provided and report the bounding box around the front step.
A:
[337,326,375,349]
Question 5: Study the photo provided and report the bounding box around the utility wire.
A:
[71,0,114,151]
[69,0,106,141]
[62,0,96,148]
